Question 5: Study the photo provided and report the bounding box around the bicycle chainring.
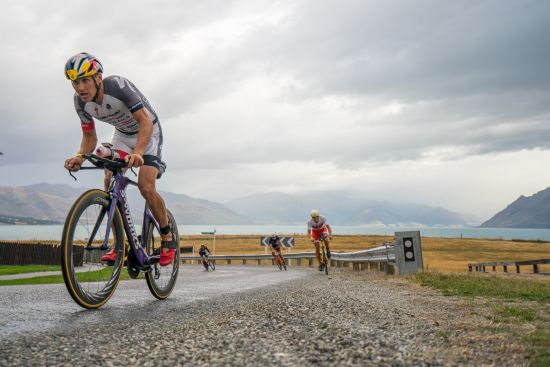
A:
[126,248,141,279]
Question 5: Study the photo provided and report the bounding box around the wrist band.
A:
[75,153,85,159]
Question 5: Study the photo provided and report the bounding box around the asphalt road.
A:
[0,265,310,338]
[0,266,531,366]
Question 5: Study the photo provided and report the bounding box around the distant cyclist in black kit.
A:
[268,234,284,261]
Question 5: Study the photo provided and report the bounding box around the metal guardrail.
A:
[181,244,396,273]
[468,258,550,274]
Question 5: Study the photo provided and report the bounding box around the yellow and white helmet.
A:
[64,52,103,81]
[310,209,319,218]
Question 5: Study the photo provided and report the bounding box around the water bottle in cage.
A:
[95,143,127,160]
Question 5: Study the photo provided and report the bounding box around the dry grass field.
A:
[4,234,549,273]
[182,234,550,273]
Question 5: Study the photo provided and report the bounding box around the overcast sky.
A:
[1,0,550,220]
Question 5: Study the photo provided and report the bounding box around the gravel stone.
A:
[0,268,530,366]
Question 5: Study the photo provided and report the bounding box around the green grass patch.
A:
[523,329,550,367]
[410,272,550,302]
[0,265,61,276]
[495,306,538,322]
[0,267,142,286]
[436,330,451,339]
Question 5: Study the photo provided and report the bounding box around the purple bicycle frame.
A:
[102,170,160,266]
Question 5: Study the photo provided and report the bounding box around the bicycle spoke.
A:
[61,189,124,309]
[145,210,179,299]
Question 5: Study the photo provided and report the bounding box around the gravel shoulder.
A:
[0,268,531,366]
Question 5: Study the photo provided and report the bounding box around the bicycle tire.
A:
[61,189,125,309]
[145,210,180,299]
[208,260,216,271]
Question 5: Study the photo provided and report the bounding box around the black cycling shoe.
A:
[318,264,324,272]
[327,250,331,259]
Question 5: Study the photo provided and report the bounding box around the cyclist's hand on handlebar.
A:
[64,156,83,172]
[125,153,144,168]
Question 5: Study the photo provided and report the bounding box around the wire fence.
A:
[0,241,62,266]
[0,241,193,266]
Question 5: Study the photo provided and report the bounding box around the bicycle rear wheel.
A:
[61,189,125,309]
[145,210,180,299]
[278,255,287,271]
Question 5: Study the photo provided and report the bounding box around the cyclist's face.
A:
[312,216,319,222]
[72,75,100,102]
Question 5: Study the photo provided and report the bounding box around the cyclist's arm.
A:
[65,129,97,171]
[326,224,333,237]
[128,108,153,166]
[78,129,98,155]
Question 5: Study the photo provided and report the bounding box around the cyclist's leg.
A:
[138,166,168,229]
[270,245,276,263]
[277,248,285,265]
[313,241,321,263]
[323,231,331,258]
[275,247,280,262]
[311,230,322,263]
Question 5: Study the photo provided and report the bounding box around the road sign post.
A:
[394,231,423,275]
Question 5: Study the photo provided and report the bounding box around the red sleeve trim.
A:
[81,120,95,132]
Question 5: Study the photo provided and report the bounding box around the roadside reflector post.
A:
[394,231,424,275]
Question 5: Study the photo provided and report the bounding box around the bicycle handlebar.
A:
[68,154,132,180]
[85,154,128,170]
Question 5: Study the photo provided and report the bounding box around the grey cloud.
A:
[258,0,550,98]
[2,0,550,181]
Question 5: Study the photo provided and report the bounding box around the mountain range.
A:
[4,182,550,228]
[0,183,248,225]
[0,183,471,226]
[225,191,469,226]
[480,187,550,228]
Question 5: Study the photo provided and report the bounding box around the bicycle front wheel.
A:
[61,189,125,309]
[145,210,180,299]
[208,260,216,271]
[321,246,329,275]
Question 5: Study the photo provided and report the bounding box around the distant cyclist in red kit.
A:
[307,209,333,271]
[62,52,176,266]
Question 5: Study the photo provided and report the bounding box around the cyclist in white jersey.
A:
[307,209,333,271]
[63,52,176,266]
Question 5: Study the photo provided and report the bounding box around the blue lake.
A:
[2,224,550,241]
